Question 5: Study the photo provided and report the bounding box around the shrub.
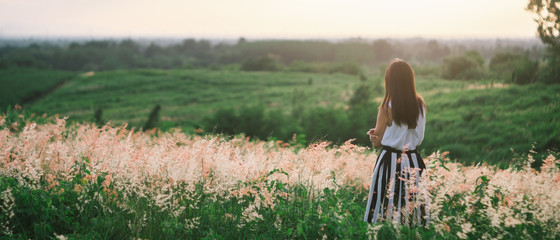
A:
[490,52,538,84]
[490,52,522,75]
[442,51,486,80]
[512,58,538,84]
[328,62,363,76]
[204,105,300,141]
[205,108,240,135]
[348,84,370,108]
[241,56,280,71]
[536,55,560,84]
[143,104,161,131]
[236,105,266,138]
[300,107,352,144]
[92,108,104,127]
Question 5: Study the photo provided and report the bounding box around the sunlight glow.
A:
[0,0,537,38]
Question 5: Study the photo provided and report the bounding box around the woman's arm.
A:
[370,106,389,148]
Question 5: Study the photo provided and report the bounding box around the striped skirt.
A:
[363,146,430,227]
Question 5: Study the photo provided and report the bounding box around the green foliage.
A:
[92,108,104,127]
[442,51,486,80]
[205,105,301,142]
[328,62,363,76]
[526,0,560,49]
[203,82,381,147]
[301,107,352,144]
[143,104,161,131]
[536,55,560,84]
[526,0,560,84]
[490,52,523,75]
[512,58,538,84]
[489,52,538,84]
[205,108,240,136]
[205,101,377,147]
[241,56,280,71]
[348,84,370,108]
[377,222,399,240]
[291,89,307,119]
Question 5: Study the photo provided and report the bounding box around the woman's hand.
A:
[367,128,378,144]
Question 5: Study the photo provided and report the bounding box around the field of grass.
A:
[421,82,560,167]
[1,117,558,239]
[0,68,75,110]
[28,69,363,128]
[18,68,559,168]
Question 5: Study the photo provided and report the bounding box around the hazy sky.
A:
[0,0,538,38]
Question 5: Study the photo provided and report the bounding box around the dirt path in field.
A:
[22,71,93,106]
[21,75,76,106]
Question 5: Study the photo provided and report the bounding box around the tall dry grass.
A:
[1,117,559,239]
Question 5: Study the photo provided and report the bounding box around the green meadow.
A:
[27,69,361,128]
[3,67,557,168]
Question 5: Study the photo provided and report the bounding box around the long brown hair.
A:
[380,58,426,128]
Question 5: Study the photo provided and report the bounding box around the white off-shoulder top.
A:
[380,102,426,151]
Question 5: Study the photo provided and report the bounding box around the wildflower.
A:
[443,223,450,232]
[1,188,15,235]
[504,216,521,227]
[54,234,67,240]
[102,174,113,187]
[240,203,263,227]
[273,215,282,230]
[184,217,200,231]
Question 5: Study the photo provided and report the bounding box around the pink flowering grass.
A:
[0,116,559,239]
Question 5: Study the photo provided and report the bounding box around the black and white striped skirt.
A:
[363,146,430,227]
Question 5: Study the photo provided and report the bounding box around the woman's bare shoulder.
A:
[378,105,393,125]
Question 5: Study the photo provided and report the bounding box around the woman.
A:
[364,58,429,227]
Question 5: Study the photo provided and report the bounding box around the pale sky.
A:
[0,0,539,38]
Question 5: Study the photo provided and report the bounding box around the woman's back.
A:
[381,103,426,151]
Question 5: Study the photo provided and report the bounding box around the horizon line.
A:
[0,34,542,41]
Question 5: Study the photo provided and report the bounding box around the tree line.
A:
[0,38,456,72]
